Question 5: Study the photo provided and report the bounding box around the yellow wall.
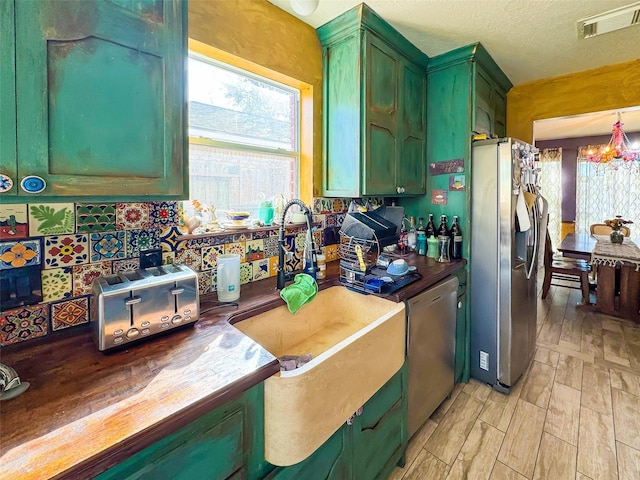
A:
[188,0,324,197]
[507,59,640,144]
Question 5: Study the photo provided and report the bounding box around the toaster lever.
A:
[170,288,185,295]
[124,296,142,306]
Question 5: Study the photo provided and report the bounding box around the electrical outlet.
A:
[480,351,489,371]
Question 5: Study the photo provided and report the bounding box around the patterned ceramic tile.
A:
[335,213,346,227]
[75,203,116,233]
[113,258,140,273]
[51,296,89,331]
[41,267,73,302]
[246,239,264,262]
[233,232,251,242]
[240,262,252,285]
[0,240,41,269]
[72,261,112,296]
[28,203,75,236]
[0,204,28,239]
[313,198,323,215]
[268,256,278,277]
[252,259,270,282]
[318,198,333,214]
[251,229,269,239]
[332,198,346,213]
[149,201,179,229]
[284,235,296,253]
[295,233,306,252]
[116,202,150,230]
[186,236,219,249]
[90,231,125,262]
[285,252,302,273]
[162,251,175,265]
[313,214,326,229]
[175,248,202,271]
[285,225,304,236]
[198,271,212,295]
[201,245,224,271]
[211,268,217,292]
[159,226,183,252]
[264,236,279,258]
[0,304,48,346]
[225,242,246,262]
[326,214,337,227]
[313,229,323,248]
[126,228,160,257]
[325,244,339,262]
[43,234,89,268]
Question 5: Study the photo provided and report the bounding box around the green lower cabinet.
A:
[352,364,407,480]
[265,363,407,480]
[96,384,269,480]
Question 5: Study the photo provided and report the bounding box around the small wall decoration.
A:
[0,204,28,240]
[449,175,466,191]
[429,158,465,176]
[431,189,448,205]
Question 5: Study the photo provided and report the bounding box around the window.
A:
[187,52,300,217]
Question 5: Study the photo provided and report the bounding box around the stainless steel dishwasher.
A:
[407,275,459,438]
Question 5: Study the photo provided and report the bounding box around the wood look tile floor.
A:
[389,285,640,480]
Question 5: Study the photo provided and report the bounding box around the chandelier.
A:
[586,113,640,172]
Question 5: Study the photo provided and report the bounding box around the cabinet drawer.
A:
[96,410,244,480]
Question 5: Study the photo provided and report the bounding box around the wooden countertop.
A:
[0,256,464,479]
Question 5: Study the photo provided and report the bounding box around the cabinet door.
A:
[96,410,246,480]
[0,0,17,195]
[363,33,398,196]
[14,0,186,198]
[493,89,507,137]
[397,61,426,194]
[474,67,494,135]
[265,427,351,480]
[353,366,406,480]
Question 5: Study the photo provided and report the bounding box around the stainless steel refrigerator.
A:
[470,138,541,394]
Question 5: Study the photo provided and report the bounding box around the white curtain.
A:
[576,145,640,237]
[538,148,563,248]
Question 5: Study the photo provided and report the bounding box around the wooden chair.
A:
[542,231,591,303]
[590,223,631,236]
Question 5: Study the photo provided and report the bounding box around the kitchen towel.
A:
[279,273,318,314]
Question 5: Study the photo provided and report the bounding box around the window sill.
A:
[176,222,321,241]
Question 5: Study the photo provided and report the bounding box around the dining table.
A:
[557,233,640,322]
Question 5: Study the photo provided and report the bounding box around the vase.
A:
[610,229,624,244]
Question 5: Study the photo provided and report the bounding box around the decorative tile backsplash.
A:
[0,197,385,348]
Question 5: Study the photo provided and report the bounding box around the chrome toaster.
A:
[91,265,199,351]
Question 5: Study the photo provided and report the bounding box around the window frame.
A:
[187,38,313,206]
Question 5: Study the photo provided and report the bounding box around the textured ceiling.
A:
[268,0,640,86]
[268,0,640,138]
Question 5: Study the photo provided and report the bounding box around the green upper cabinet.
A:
[0,0,187,202]
[318,4,428,198]
[400,43,511,383]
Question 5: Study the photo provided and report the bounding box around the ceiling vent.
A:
[578,2,640,39]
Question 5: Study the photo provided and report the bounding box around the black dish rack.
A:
[339,231,422,295]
